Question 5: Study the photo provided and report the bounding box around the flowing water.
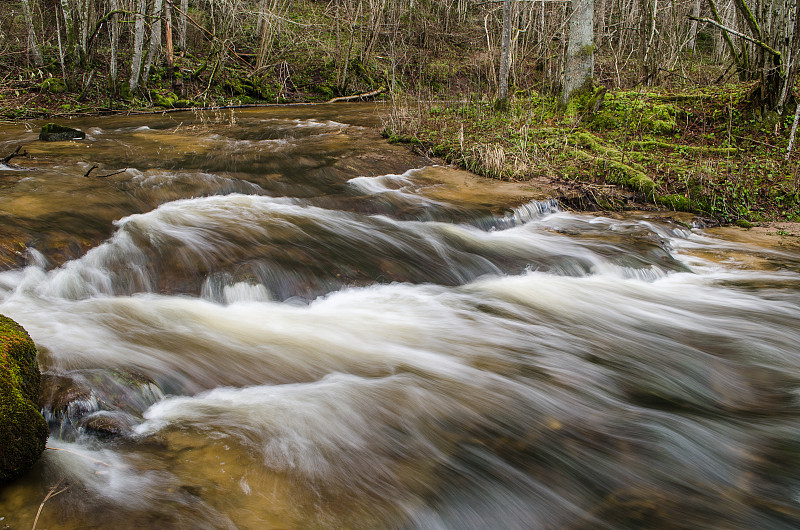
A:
[1,104,800,529]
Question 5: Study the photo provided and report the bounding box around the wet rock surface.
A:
[0,315,48,482]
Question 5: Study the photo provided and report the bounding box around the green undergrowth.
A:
[385,84,800,224]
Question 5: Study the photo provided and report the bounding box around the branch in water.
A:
[327,87,386,103]
[2,145,27,164]
[84,166,128,178]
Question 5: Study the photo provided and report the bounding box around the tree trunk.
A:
[144,0,165,85]
[687,0,701,52]
[642,0,658,83]
[498,0,513,101]
[178,0,188,51]
[130,0,148,92]
[165,0,174,69]
[110,0,119,87]
[60,0,76,64]
[21,0,44,67]
[562,0,595,105]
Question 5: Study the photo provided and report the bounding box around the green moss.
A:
[0,314,48,482]
[150,90,180,108]
[591,93,677,134]
[40,78,67,94]
[657,194,692,211]
[39,123,85,141]
[568,133,655,193]
[629,140,738,155]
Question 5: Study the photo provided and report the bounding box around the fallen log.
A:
[327,87,386,104]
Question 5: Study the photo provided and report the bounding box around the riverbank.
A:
[384,84,800,227]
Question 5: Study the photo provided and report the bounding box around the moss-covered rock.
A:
[0,314,48,482]
[39,78,67,94]
[39,123,86,142]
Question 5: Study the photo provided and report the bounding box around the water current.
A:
[1,104,800,528]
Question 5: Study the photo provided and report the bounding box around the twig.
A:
[31,479,69,530]
[45,446,111,467]
[84,165,99,177]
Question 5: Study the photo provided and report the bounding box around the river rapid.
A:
[1,104,800,529]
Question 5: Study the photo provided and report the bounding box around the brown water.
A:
[1,104,800,529]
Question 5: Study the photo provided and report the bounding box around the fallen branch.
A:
[327,87,386,103]
[31,479,69,530]
[84,165,128,178]
[2,146,27,164]
[688,15,782,59]
[95,168,128,178]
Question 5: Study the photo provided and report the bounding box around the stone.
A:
[0,314,48,482]
[39,123,86,142]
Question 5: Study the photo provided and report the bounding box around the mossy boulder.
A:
[0,315,48,482]
[39,78,67,94]
[39,123,86,142]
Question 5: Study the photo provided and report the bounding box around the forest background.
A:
[1,0,799,224]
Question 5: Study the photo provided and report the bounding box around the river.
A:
[1,104,800,528]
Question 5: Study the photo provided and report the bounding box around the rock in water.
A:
[0,315,48,482]
[39,123,86,142]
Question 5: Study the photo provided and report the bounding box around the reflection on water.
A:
[1,104,800,529]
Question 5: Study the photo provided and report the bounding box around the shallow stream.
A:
[1,104,800,528]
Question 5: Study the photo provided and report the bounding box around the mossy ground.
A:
[385,82,800,224]
[0,314,48,482]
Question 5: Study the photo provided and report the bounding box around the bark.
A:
[144,0,165,86]
[110,0,119,85]
[642,0,658,83]
[130,0,148,92]
[687,0,701,52]
[21,0,44,67]
[562,0,595,105]
[165,0,174,69]
[787,101,800,160]
[178,0,188,50]
[498,0,513,101]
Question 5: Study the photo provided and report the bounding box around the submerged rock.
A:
[40,368,164,440]
[0,314,48,482]
[39,123,86,142]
